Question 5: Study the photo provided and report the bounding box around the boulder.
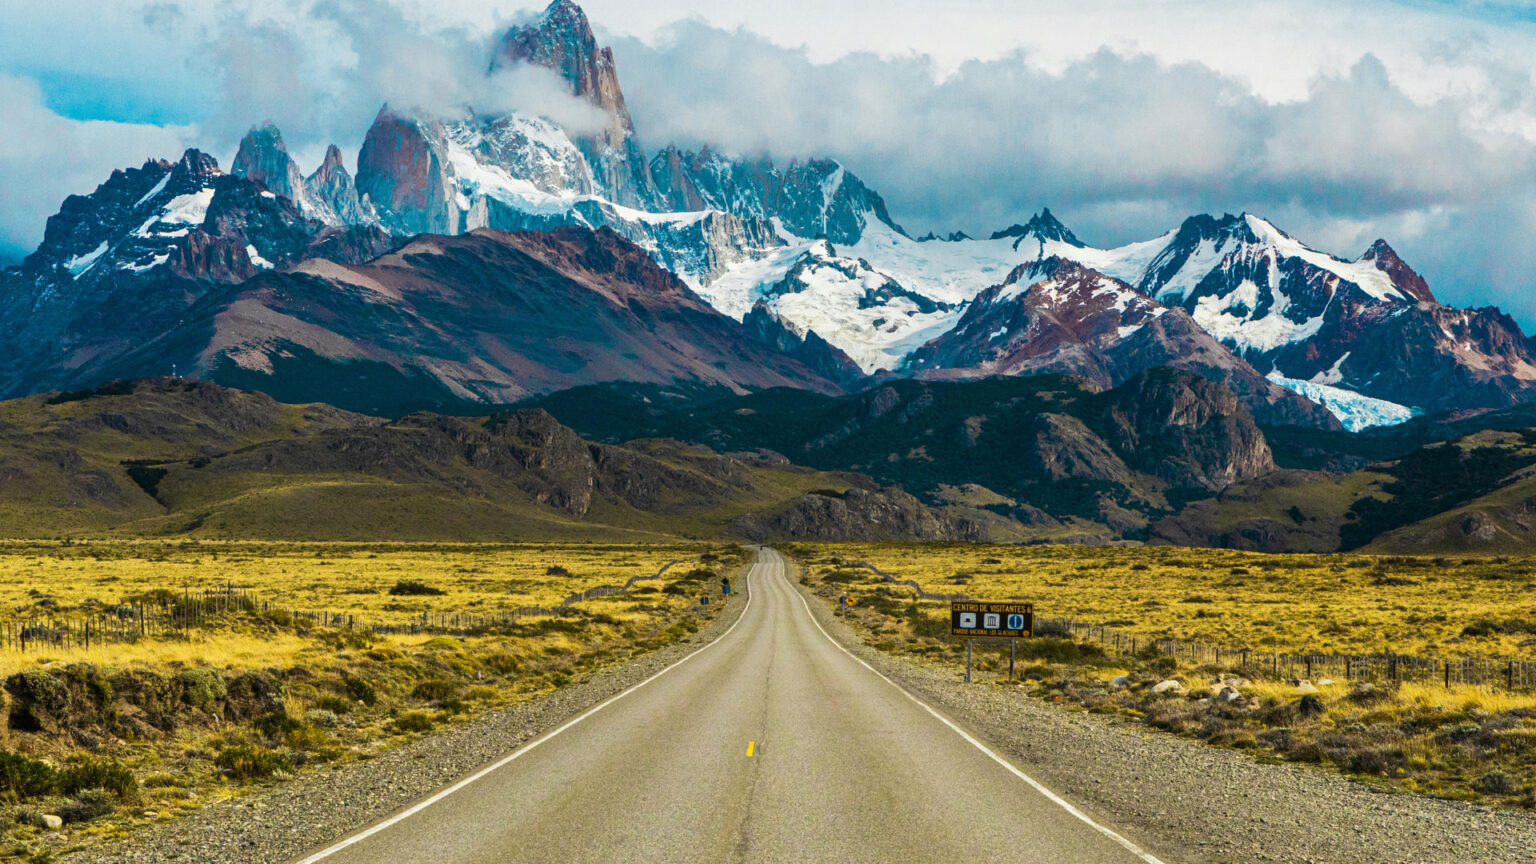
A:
[40,814,62,831]
[1294,680,1320,693]
[1215,686,1243,703]
[1151,679,1184,695]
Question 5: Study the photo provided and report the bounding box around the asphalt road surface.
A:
[295,547,1165,864]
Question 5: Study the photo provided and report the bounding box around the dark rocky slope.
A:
[526,369,1278,540]
[88,225,851,415]
[0,378,963,541]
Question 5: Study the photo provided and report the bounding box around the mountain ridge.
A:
[2,0,1534,440]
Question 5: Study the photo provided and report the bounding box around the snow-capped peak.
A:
[989,207,1083,247]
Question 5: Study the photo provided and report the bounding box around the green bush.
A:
[58,788,116,823]
[304,709,339,728]
[393,711,435,733]
[253,712,300,739]
[411,680,459,702]
[178,668,227,711]
[1474,768,1516,795]
[342,674,377,707]
[314,696,353,715]
[388,580,445,597]
[215,746,289,782]
[57,756,136,800]
[1015,637,1104,664]
[0,750,57,800]
[285,725,331,750]
[479,653,519,675]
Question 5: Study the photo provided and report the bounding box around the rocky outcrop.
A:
[491,0,658,209]
[649,147,905,245]
[742,301,865,388]
[356,107,458,235]
[731,487,976,542]
[990,207,1082,247]
[307,144,377,225]
[1098,368,1274,492]
[232,123,309,210]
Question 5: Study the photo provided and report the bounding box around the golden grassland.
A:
[0,541,745,861]
[790,543,1536,659]
[789,546,1536,808]
[0,540,705,626]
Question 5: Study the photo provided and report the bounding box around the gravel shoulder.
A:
[788,568,1536,864]
[66,586,749,864]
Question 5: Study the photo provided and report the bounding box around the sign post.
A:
[951,601,1033,684]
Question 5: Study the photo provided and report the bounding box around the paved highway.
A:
[295,547,1164,864]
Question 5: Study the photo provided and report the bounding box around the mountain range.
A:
[5,0,1536,549]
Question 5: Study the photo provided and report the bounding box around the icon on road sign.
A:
[950,601,1032,638]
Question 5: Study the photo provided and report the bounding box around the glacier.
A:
[1265,372,1420,432]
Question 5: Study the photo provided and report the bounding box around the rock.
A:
[1151,679,1184,695]
[40,814,62,830]
[1294,680,1319,693]
[1316,678,1335,687]
[1216,686,1243,703]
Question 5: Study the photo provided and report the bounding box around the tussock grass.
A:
[793,544,1536,809]
[0,541,744,861]
[793,542,1536,658]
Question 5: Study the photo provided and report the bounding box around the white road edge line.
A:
[776,551,1169,864]
[293,559,757,863]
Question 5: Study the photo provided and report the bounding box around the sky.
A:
[4,0,1536,325]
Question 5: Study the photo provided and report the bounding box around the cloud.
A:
[196,1,607,167]
[607,21,1536,322]
[0,74,192,265]
[4,1,1536,326]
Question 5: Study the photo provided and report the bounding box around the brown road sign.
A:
[951,601,1032,638]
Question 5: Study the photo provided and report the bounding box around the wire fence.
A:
[0,556,701,653]
[848,560,1536,692]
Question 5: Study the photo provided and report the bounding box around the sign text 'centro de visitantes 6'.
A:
[950,601,1033,638]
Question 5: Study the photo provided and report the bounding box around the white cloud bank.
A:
[0,74,192,264]
[3,0,1536,327]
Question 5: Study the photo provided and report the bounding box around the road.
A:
[295,547,1164,864]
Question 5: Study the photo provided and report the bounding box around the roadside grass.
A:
[792,542,1536,658]
[0,542,743,861]
[0,540,700,626]
[791,544,1536,809]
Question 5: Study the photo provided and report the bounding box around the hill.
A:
[0,378,972,542]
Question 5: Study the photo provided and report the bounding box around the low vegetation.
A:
[0,541,743,861]
[793,544,1536,808]
[796,543,1536,658]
